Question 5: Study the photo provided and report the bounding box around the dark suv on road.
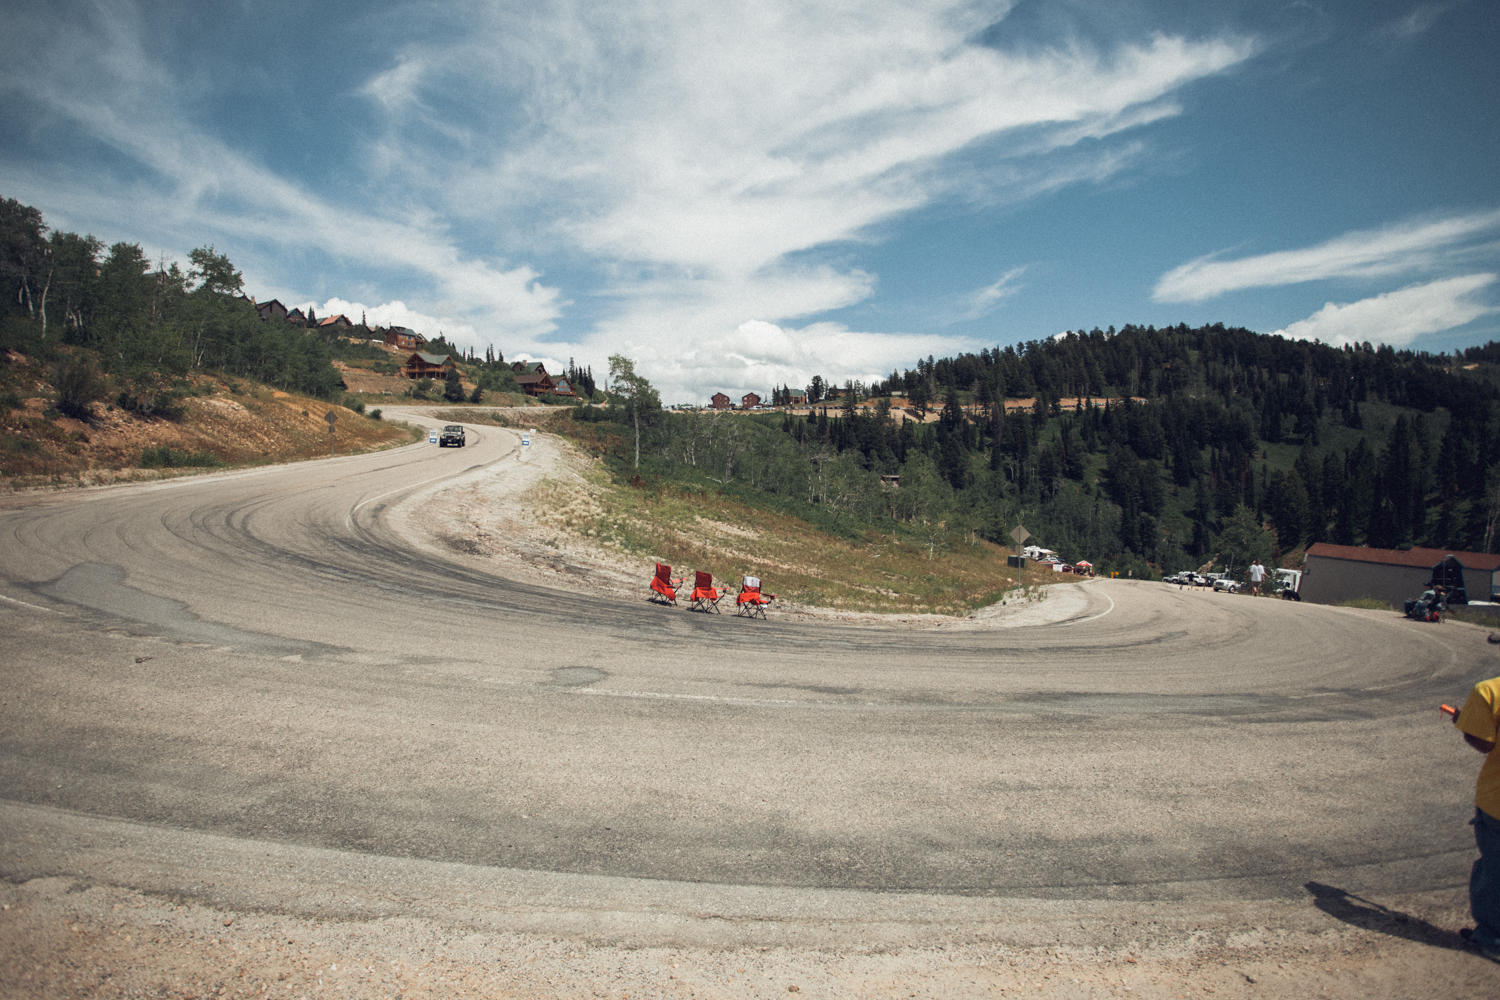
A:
[438,424,466,447]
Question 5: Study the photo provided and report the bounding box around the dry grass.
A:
[437,405,1082,614]
[1,366,411,488]
[526,464,1068,616]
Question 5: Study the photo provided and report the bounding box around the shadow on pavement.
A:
[1304,881,1468,951]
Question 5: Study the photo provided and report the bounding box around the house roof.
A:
[318,314,351,327]
[408,352,455,366]
[1305,542,1500,572]
[515,371,553,384]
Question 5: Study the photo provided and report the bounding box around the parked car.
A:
[1212,575,1242,593]
[438,424,466,447]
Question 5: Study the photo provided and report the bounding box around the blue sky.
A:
[2,0,1496,403]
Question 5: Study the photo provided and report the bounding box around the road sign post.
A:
[1008,524,1030,569]
[324,410,337,457]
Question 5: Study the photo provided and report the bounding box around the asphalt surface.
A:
[1,417,1496,943]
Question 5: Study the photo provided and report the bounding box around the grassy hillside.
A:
[1,347,411,488]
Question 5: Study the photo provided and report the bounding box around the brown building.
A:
[741,392,761,409]
[510,362,555,396]
[286,307,307,327]
[383,327,424,350]
[550,375,578,397]
[318,314,354,330]
[401,351,457,380]
[254,299,288,322]
[710,392,732,409]
[1300,543,1500,607]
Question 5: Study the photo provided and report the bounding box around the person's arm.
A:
[1466,733,1497,754]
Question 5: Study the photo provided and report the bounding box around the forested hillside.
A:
[1,196,348,415]
[595,328,1500,578]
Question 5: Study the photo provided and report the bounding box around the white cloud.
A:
[300,299,480,345]
[5,1,1255,396]
[368,1,1250,385]
[1273,273,1497,348]
[1389,3,1452,38]
[0,3,562,349]
[957,267,1027,321]
[1154,209,1500,302]
[643,319,973,405]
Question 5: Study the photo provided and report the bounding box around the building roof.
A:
[408,352,455,366]
[1305,542,1500,572]
[514,371,553,385]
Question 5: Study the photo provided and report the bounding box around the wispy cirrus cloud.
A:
[1273,273,1496,348]
[956,267,1028,322]
[1,2,563,342]
[1153,209,1500,303]
[3,0,1255,396]
[1388,3,1454,38]
[358,0,1252,381]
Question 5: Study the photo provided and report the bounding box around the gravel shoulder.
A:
[381,415,1087,629]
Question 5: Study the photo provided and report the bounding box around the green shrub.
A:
[140,445,223,469]
[369,408,383,420]
[52,353,109,421]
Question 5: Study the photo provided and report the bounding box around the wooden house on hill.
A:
[741,392,761,409]
[514,369,557,397]
[710,392,732,409]
[551,375,578,397]
[383,327,424,351]
[401,352,457,380]
[318,314,354,330]
[286,308,307,327]
[254,299,289,322]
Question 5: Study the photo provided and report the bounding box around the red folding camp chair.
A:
[688,570,725,613]
[648,563,681,606]
[734,575,776,619]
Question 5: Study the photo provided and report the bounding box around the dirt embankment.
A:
[1,356,410,489]
[387,415,1081,626]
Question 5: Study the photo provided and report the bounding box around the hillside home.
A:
[401,352,457,380]
[383,327,424,351]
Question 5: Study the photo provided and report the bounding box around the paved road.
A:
[0,419,1495,939]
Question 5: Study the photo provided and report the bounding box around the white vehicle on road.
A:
[1274,568,1302,600]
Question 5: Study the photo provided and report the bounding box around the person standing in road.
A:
[1248,559,1266,597]
[1454,672,1500,962]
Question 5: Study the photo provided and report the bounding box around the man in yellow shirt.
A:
[1455,675,1500,961]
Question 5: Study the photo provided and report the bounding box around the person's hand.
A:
[1466,733,1497,754]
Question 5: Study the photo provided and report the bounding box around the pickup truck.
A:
[1212,574,1242,593]
[438,424,466,447]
